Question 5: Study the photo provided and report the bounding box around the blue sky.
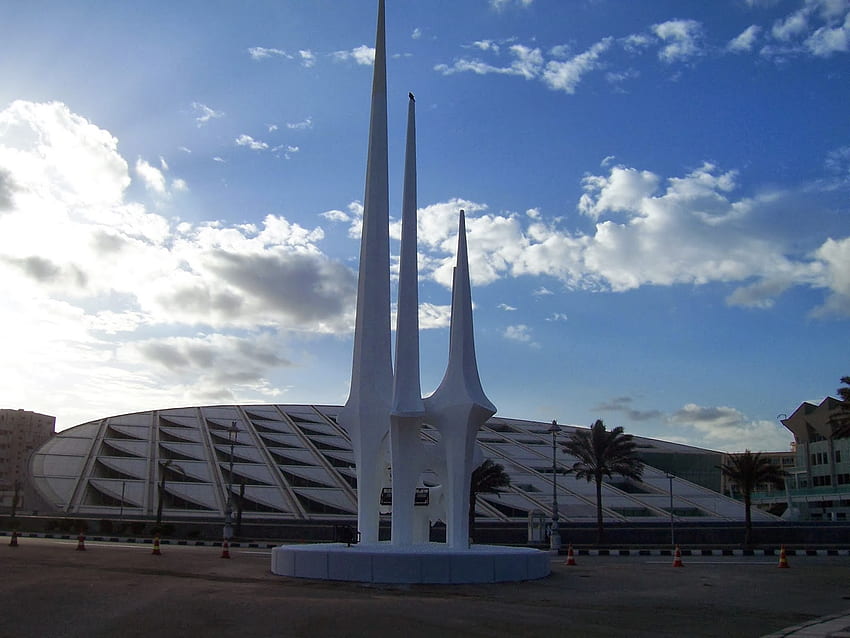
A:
[0,0,848,452]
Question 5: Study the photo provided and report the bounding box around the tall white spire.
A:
[389,93,425,545]
[392,92,423,418]
[337,0,391,544]
[424,210,496,547]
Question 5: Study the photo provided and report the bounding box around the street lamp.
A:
[548,419,562,551]
[223,421,238,540]
[119,480,126,519]
[666,472,675,547]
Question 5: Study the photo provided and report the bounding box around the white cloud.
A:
[418,302,451,329]
[490,0,533,10]
[299,49,316,67]
[0,100,361,426]
[773,8,811,40]
[806,11,850,55]
[545,312,568,321]
[668,403,792,452]
[403,162,847,316]
[320,208,350,223]
[0,100,130,207]
[435,45,543,80]
[135,158,166,194]
[728,25,762,52]
[497,303,517,311]
[235,134,269,151]
[503,324,537,347]
[471,39,500,53]
[652,19,704,62]
[810,236,850,316]
[134,157,186,197]
[334,45,376,65]
[412,28,422,40]
[578,166,660,219]
[542,38,613,93]
[622,33,654,53]
[287,117,313,130]
[192,102,223,127]
[248,47,290,61]
[765,0,850,58]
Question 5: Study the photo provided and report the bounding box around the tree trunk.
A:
[744,493,752,547]
[469,489,477,544]
[156,480,165,527]
[236,483,245,537]
[595,476,604,545]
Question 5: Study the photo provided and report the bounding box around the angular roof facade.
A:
[30,404,775,523]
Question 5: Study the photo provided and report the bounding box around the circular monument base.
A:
[270,542,550,584]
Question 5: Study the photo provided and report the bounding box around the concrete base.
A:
[270,542,550,584]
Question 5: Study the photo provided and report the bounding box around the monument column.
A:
[336,0,391,544]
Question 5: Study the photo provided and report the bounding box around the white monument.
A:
[271,0,549,583]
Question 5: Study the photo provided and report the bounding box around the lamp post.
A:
[119,480,126,518]
[548,419,562,551]
[223,421,238,540]
[666,472,675,547]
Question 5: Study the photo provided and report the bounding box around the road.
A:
[2,538,849,637]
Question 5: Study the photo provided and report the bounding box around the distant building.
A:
[0,409,56,512]
[767,397,850,521]
[29,404,775,525]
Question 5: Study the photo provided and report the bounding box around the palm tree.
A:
[720,450,785,547]
[562,419,644,545]
[469,459,511,543]
[155,459,174,528]
[829,376,850,437]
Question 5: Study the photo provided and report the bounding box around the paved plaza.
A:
[2,538,850,637]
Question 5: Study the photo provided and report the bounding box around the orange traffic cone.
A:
[152,534,162,556]
[9,531,18,547]
[778,545,790,568]
[565,544,577,566]
[672,545,684,567]
[76,533,86,551]
[220,538,231,559]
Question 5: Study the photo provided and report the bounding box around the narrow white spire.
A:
[424,210,496,547]
[392,92,424,417]
[434,210,495,413]
[389,92,425,546]
[337,0,391,544]
[345,0,391,410]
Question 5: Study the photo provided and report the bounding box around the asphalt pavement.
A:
[2,537,849,638]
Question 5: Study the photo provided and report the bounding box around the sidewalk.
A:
[763,611,850,637]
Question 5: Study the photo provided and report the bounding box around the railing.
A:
[751,484,850,500]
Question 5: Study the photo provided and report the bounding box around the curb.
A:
[4,533,848,556]
[571,548,850,557]
[0,531,277,549]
